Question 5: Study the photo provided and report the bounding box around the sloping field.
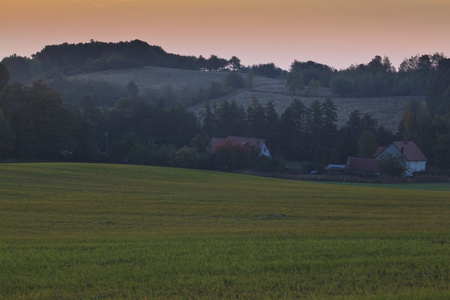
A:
[0,163,448,299]
[191,88,424,130]
[70,67,424,130]
[69,66,279,94]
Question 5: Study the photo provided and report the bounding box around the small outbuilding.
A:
[346,157,381,176]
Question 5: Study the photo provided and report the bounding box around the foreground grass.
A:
[0,163,449,299]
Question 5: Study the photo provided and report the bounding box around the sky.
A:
[1,0,450,70]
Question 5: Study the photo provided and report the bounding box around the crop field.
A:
[69,66,280,94]
[190,90,424,131]
[0,163,449,299]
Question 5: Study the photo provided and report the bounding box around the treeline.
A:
[0,81,198,163]
[1,71,450,172]
[200,98,396,164]
[401,57,450,171]
[3,40,447,102]
[329,54,445,97]
[1,40,285,83]
[283,54,447,98]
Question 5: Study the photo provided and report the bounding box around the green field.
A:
[0,163,449,299]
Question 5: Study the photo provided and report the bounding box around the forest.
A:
[1,40,450,174]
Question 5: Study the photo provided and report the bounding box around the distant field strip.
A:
[0,163,448,299]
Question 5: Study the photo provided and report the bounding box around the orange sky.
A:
[1,0,449,70]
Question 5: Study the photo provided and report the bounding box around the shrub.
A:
[212,140,252,171]
[223,72,244,90]
[378,153,409,177]
[255,156,286,172]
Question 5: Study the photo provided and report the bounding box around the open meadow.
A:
[0,163,449,299]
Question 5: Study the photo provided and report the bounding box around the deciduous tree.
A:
[0,63,9,91]
[0,110,15,159]
[229,56,241,71]
[358,130,378,158]
[244,69,254,90]
[285,71,303,95]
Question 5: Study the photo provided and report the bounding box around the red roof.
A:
[210,137,227,151]
[373,146,386,158]
[346,157,381,173]
[226,136,266,149]
[392,141,427,161]
[374,141,427,161]
[210,136,267,151]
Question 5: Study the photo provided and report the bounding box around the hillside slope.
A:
[191,87,424,130]
[69,67,424,130]
[69,66,280,94]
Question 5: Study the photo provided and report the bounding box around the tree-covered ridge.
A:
[2,40,447,103]
[276,54,446,100]
[1,40,285,83]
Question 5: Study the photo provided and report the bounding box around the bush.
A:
[172,146,211,169]
[378,153,409,177]
[212,140,252,171]
[223,72,244,90]
[255,156,286,172]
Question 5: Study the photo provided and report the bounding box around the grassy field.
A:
[0,163,448,299]
[69,66,279,95]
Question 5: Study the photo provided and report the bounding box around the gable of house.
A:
[373,146,386,157]
[374,141,427,162]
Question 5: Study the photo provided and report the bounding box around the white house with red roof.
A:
[211,136,272,158]
[373,141,427,176]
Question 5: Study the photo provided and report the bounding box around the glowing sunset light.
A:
[1,0,449,69]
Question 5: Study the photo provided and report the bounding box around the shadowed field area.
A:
[0,163,448,299]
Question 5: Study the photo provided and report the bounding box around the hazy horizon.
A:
[1,0,450,70]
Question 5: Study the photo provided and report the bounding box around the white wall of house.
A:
[260,143,271,158]
[407,161,426,174]
[378,144,401,157]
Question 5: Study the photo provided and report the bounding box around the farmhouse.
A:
[210,136,272,158]
[373,141,427,176]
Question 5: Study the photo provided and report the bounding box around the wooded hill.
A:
[66,66,422,130]
[1,41,450,172]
